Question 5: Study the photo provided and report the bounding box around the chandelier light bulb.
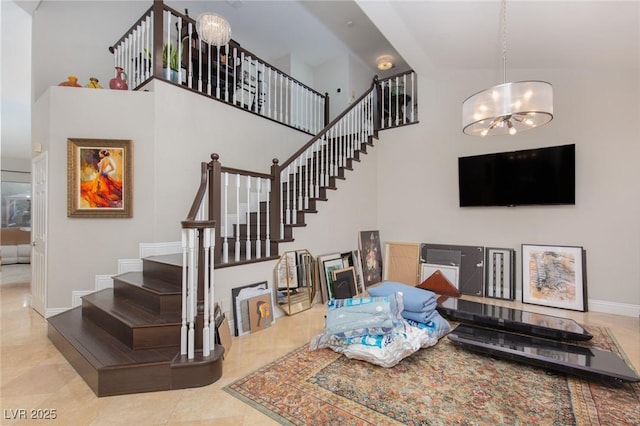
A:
[196,13,232,47]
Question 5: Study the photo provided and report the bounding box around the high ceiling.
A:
[2,0,639,163]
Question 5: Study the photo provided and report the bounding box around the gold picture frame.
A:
[67,138,133,218]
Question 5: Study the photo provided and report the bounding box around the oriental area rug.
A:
[224,326,640,425]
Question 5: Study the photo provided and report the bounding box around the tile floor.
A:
[1,264,638,425]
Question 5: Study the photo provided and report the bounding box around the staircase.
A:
[48,254,223,397]
[47,71,417,397]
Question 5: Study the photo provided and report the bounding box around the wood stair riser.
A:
[142,257,183,283]
[81,298,180,350]
[113,279,182,315]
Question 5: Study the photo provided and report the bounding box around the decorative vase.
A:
[86,77,103,89]
[58,76,82,87]
[109,67,128,90]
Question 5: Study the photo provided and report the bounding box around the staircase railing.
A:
[195,72,417,266]
[110,0,329,135]
[180,161,217,359]
[179,72,416,355]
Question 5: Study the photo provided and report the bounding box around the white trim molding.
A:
[72,290,94,308]
[96,275,114,290]
[118,259,142,274]
[139,241,181,258]
[588,299,640,318]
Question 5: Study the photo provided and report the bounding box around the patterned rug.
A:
[224,326,640,425]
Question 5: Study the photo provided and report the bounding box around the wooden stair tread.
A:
[115,271,181,294]
[145,253,183,267]
[83,290,181,327]
[48,307,177,368]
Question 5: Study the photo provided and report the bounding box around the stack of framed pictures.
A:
[231,281,274,336]
[317,251,365,302]
[275,250,317,315]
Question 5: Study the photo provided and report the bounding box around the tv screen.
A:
[458,144,575,207]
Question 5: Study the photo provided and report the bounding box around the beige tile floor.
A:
[1,264,638,425]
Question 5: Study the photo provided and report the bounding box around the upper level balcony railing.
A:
[109,1,329,135]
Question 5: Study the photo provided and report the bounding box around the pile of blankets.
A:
[309,281,451,368]
[368,281,449,335]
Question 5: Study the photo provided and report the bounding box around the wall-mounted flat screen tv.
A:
[458,144,575,207]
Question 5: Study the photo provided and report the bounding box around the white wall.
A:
[376,68,640,313]
[31,1,150,102]
[33,87,156,308]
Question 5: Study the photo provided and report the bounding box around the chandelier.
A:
[462,0,553,137]
[196,13,232,47]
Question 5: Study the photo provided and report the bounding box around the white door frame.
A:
[31,152,48,317]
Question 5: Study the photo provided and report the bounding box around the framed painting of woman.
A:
[67,138,132,218]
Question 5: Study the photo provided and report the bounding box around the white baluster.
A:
[285,165,291,224]
[297,157,302,215]
[203,227,211,357]
[164,11,171,81]
[208,228,216,348]
[279,169,285,240]
[223,172,229,263]
[319,137,326,187]
[245,175,251,260]
[187,228,196,359]
[206,43,212,96]
[232,47,238,104]
[215,44,221,98]
[304,149,310,209]
[411,72,416,122]
[177,17,183,85]
[224,44,230,102]
[256,178,261,259]
[265,178,271,256]
[180,229,188,355]
[279,73,284,123]
[314,140,320,198]
[235,173,240,261]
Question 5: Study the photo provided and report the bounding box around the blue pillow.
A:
[368,281,436,313]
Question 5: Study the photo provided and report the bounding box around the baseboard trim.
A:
[96,275,114,291]
[588,299,640,318]
[139,241,181,258]
[117,258,142,274]
[72,290,94,308]
[45,307,71,318]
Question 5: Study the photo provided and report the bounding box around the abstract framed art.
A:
[521,244,587,312]
[485,247,515,300]
[67,138,132,218]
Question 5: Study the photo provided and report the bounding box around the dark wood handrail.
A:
[159,2,326,100]
[184,160,210,222]
[108,5,153,54]
[220,166,271,180]
[279,77,378,170]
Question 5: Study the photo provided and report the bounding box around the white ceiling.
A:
[2,0,639,163]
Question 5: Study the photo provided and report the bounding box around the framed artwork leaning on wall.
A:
[522,244,587,312]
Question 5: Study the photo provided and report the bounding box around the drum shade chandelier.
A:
[196,13,231,47]
[462,0,553,137]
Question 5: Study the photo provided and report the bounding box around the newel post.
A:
[324,92,330,127]
[269,158,282,242]
[152,0,164,80]
[372,76,382,134]
[208,153,222,263]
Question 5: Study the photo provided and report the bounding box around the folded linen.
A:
[401,309,440,324]
[325,294,404,337]
[367,281,436,313]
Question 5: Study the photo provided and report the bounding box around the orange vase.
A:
[109,67,128,90]
[59,76,82,87]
